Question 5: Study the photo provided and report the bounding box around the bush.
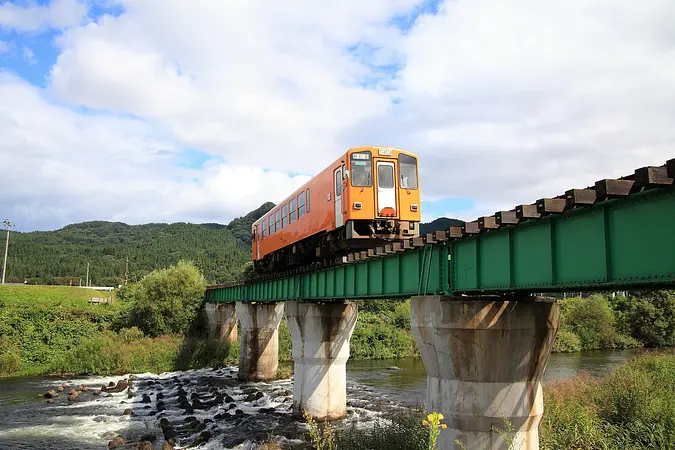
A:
[125,260,206,337]
[557,294,642,351]
[0,337,21,376]
[625,291,675,348]
[50,331,180,375]
[540,351,675,450]
[118,327,145,343]
[553,329,582,353]
[306,407,429,450]
[563,295,620,349]
[351,312,418,359]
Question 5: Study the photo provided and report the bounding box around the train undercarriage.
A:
[253,219,419,274]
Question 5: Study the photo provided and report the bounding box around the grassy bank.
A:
[1,281,673,378]
[0,285,121,376]
[0,284,241,377]
[0,284,419,377]
[539,350,675,449]
[296,351,675,450]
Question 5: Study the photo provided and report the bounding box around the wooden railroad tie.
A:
[536,198,566,215]
[565,188,596,208]
[448,226,463,239]
[595,179,634,201]
[516,204,541,220]
[634,166,673,189]
[478,216,498,230]
[495,210,519,225]
[462,222,480,235]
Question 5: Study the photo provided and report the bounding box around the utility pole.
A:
[85,262,90,287]
[124,256,129,285]
[2,219,12,285]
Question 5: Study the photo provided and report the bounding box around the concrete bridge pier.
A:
[204,303,238,343]
[235,302,284,381]
[411,296,559,450]
[285,301,358,420]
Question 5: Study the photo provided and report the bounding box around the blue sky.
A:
[1,0,674,231]
[0,29,58,86]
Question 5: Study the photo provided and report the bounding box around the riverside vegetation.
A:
[300,351,675,450]
[0,258,673,377]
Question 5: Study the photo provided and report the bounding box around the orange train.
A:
[251,147,422,272]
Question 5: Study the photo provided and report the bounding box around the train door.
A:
[255,224,260,259]
[376,161,397,217]
[334,166,344,227]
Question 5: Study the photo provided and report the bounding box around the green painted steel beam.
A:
[205,243,449,303]
[453,186,675,293]
[206,186,675,303]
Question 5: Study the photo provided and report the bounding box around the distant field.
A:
[0,284,118,310]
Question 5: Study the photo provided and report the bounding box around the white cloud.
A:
[47,0,424,174]
[0,74,309,231]
[22,47,35,63]
[378,0,675,217]
[0,0,86,32]
[0,39,9,53]
[2,0,675,231]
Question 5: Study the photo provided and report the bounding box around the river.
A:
[0,349,642,450]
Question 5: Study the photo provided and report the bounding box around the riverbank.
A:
[0,285,418,378]
[2,349,667,450]
[302,350,675,450]
[1,283,673,379]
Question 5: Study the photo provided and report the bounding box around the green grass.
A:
[0,284,120,310]
[48,330,239,376]
[0,285,124,376]
[540,350,675,450]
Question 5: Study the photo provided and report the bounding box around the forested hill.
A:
[419,217,464,235]
[4,203,458,286]
[5,203,275,286]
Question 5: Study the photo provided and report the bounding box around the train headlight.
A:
[411,204,418,211]
[354,202,363,210]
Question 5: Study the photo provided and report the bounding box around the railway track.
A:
[208,157,675,290]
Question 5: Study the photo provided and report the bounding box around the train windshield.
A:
[399,154,418,189]
[350,151,372,187]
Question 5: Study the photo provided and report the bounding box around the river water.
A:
[0,349,642,450]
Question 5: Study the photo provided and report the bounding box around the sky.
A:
[1,0,674,232]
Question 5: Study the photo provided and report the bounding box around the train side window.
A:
[275,210,281,231]
[306,189,310,213]
[298,192,305,218]
[399,154,418,189]
[335,169,342,196]
[262,219,267,237]
[282,204,288,228]
[290,198,297,223]
[350,151,372,187]
[268,215,274,235]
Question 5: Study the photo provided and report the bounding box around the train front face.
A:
[344,147,421,241]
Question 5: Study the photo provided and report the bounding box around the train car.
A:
[251,146,421,273]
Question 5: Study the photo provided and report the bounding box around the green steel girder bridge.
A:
[206,158,675,303]
[203,157,675,450]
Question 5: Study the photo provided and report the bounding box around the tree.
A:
[625,290,675,347]
[126,260,206,337]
